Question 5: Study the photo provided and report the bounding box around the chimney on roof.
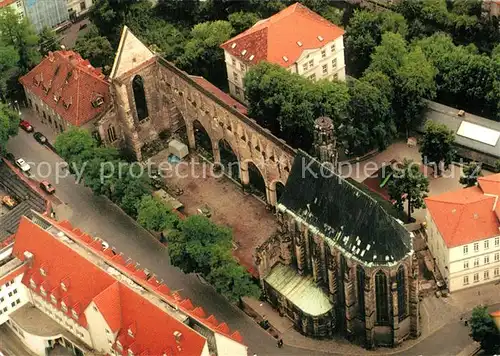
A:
[23,251,34,268]
[173,331,182,343]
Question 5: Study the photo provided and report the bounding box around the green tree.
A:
[156,0,201,26]
[169,215,233,276]
[176,20,233,88]
[319,6,344,26]
[345,10,408,76]
[207,260,260,303]
[137,195,178,232]
[367,32,407,80]
[393,46,436,136]
[228,11,260,33]
[168,215,259,302]
[459,162,482,187]
[0,41,19,101]
[343,78,395,155]
[0,7,40,72]
[38,27,60,57]
[469,306,500,354]
[74,25,114,73]
[419,121,456,176]
[54,127,97,165]
[0,102,20,154]
[388,158,429,222]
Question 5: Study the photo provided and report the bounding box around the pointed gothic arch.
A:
[132,75,149,121]
[375,270,389,325]
[397,265,406,320]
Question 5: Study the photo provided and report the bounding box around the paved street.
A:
[0,324,36,356]
[4,112,493,356]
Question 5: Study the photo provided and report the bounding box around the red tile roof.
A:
[19,50,110,127]
[425,174,500,248]
[190,75,248,116]
[221,2,344,67]
[0,0,16,8]
[11,217,207,355]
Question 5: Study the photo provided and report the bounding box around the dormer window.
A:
[71,309,78,320]
[127,349,134,356]
[61,301,67,312]
[40,286,46,297]
[54,93,61,103]
[33,76,40,87]
[50,294,57,304]
[128,328,134,338]
[29,278,36,289]
[92,96,104,108]
[116,341,123,351]
[60,282,67,291]
[42,80,52,94]
[40,267,46,276]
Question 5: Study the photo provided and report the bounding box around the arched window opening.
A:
[132,75,149,121]
[375,271,389,325]
[397,265,406,320]
[193,120,212,160]
[275,182,285,202]
[219,139,240,182]
[357,266,365,320]
[248,162,266,200]
[107,126,117,142]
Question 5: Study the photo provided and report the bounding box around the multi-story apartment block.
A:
[425,174,500,292]
[220,2,346,102]
[0,213,247,356]
[0,0,26,18]
[23,0,69,33]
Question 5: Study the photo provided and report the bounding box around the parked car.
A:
[15,158,30,172]
[33,132,48,145]
[1,195,17,209]
[19,120,33,132]
[39,180,55,194]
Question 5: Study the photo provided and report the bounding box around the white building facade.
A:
[67,0,93,19]
[425,174,500,292]
[221,2,346,103]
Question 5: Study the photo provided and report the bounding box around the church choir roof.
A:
[278,151,413,266]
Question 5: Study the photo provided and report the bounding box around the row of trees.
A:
[54,128,259,302]
[347,5,500,120]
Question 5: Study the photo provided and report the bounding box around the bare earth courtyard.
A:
[150,151,278,277]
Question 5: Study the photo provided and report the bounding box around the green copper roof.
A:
[264,263,333,317]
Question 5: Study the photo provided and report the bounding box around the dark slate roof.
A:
[418,100,500,159]
[278,151,412,265]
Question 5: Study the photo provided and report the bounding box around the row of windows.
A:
[463,237,500,255]
[464,252,500,269]
[231,57,246,72]
[0,298,21,315]
[0,289,18,303]
[1,279,15,290]
[320,43,337,59]
[463,267,500,285]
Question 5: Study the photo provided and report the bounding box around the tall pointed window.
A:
[132,75,149,121]
[356,266,365,320]
[397,265,406,320]
[375,271,389,325]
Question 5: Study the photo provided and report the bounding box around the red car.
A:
[19,120,33,132]
[40,180,55,194]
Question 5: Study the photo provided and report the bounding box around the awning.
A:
[264,263,333,317]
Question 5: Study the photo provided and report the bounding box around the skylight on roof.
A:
[457,121,500,146]
[283,56,289,62]
[241,49,247,55]
[317,35,324,41]
[297,41,303,47]
[231,43,236,49]
[249,55,255,61]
